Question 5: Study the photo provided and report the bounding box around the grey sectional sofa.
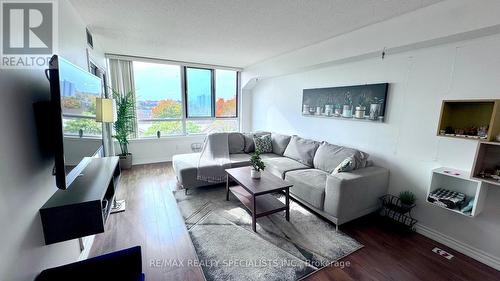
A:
[172,132,389,228]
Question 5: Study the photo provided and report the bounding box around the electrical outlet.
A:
[432,247,454,260]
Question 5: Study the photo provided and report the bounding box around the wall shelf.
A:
[437,99,500,141]
[427,167,487,217]
[471,141,500,186]
[40,156,120,245]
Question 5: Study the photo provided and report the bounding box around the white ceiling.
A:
[70,0,442,68]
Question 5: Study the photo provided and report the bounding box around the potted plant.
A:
[342,91,353,118]
[399,190,416,211]
[369,96,383,120]
[112,88,136,170]
[355,92,368,119]
[250,151,265,179]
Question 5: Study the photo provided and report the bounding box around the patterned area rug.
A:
[174,186,363,281]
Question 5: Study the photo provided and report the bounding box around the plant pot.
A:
[369,103,381,120]
[119,153,133,170]
[334,108,342,117]
[355,106,366,119]
[251,169,261,179]
[342,105,352,118]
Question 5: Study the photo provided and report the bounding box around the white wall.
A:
[0,1,106,280]
[245,0,500,270]
[118,135,206,165]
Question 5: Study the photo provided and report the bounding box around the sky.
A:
[133,61,236,102]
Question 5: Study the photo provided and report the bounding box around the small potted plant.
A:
[250,151,265,179]
[111,88,136,170]
[355,93,367,119]
[399,190,416,211]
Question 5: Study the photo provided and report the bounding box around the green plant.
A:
[357,93,368,107]
[399,191,416,206]
[250,151,265,172]
[111,88,136,156]
[344,91,352,106]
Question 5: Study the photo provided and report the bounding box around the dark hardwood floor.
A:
[89,162,500,281]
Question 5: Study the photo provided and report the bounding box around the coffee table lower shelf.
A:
[229,185,287,231]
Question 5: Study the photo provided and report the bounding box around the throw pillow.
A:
[254,134,273,153]
[313,142,369,173]
[228,133,245,154]
[243,132,270,153]
[271,133,291,155]
[332,156,356,174]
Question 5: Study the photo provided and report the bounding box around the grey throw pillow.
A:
[283,136,320,167]
[228,133,245,154]
[313,142,369,173]
[271,133,291,155]
[254,134,273,153]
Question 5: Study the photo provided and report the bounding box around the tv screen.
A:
[49,55,103,189]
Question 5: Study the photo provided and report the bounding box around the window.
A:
[215,69,237,117]
[113,58,239,138]
[133,61,183,137]
[185,67,213,118]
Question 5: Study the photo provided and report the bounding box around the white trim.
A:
[105,53,242,71]
[416,223,500,270]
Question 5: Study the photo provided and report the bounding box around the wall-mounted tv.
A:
[48,55,103,190]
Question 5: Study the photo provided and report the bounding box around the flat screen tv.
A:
[48,55,103,190]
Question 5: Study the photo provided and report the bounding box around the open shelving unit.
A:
[436,99,500,141]
[471,141,500,186]
[427,167,487,217]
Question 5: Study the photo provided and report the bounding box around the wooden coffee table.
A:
[225,166,292,232]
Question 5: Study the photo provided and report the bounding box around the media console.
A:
[40,156,120,245]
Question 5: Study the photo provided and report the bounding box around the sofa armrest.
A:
[36,246,143,281]
[324,166,389,224]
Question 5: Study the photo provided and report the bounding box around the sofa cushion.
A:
[285,169,328,210]
[271,133,291,155]
[172,153,218,189]
[229,153,251,168]
[228,133,245,154]
[313,142,370,173]
[263,157,309,179]
[283,136,320,167]
[254,134,273,153]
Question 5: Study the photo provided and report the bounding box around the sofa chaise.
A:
[172,132,389,228]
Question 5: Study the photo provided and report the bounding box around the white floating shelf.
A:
[427,167,487,217]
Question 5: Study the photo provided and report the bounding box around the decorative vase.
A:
[302,105,310,115]
[334,108,342,117]
[369,103,381,120]
[342,105,352,118]
[355,106,366,119]
[315,106,322,115]
[251,169,261,179]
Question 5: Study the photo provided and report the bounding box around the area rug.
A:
[174,186,363,281]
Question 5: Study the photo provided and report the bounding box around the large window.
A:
[129,60,239,138]
[133,61,183,137]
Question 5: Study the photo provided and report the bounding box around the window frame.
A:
[184,66,215,119]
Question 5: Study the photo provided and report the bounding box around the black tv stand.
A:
[40,156,121,245]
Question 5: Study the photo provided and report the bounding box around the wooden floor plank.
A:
[89,162,499,281]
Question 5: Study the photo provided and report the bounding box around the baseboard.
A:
[415,223,500,271]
